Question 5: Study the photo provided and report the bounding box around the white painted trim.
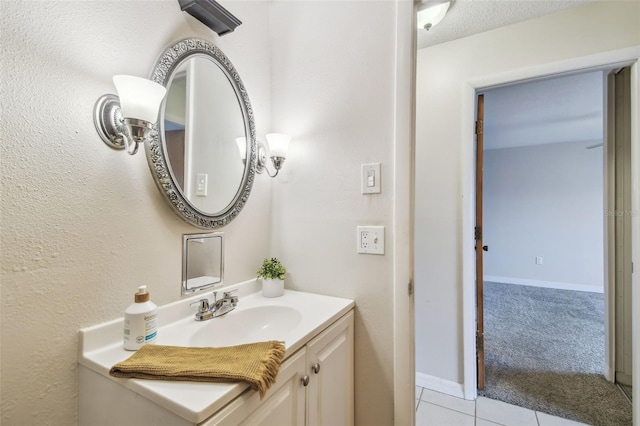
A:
[484,276,604,293]
[392,1,416,425]
[461,84,478,401]
[461,47,640,403]
[605,364,616,383]
[629,60,639,426]
[604,70,616,384]
[416,373,466,399]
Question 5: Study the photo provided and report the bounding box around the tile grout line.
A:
[418,398,476,418]
[419,386,588,426]
[475,397,478,426]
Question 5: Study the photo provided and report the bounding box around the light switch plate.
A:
[196,173,208,196]
[361,163,381,194]
[357,226,385,255]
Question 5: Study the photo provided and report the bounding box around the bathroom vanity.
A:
[78,283,354,425]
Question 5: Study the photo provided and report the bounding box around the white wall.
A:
[268,2,397,424]
[415,0,640,389]
[0,1,272,424]
[483,141,604,291]
[1,1,407,424]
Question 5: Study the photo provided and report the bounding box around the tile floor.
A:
[416,386,589,426]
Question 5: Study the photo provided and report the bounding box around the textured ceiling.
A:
[417,0,595,49]
[417,0,604,151]
[483,71,604,150]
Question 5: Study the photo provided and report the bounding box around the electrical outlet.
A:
[536,256,543,265]
[357,226,385,255]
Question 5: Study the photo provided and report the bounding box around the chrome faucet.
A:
[191,290,238,321]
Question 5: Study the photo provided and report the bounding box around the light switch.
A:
[196,173,208,196]
[362,163,381,194]
[367,170,375,187]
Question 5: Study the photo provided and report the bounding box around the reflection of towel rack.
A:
[586,143,603,149]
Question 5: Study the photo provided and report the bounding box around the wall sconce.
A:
[93,75,167,155]
[257,133,291,178]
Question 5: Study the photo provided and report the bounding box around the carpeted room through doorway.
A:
[479,281,632,425]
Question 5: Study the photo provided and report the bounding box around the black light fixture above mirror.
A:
[178,0,242,36]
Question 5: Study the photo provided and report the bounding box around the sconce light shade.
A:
[265,133,291,159]
[235,137,247,161]
[94,75,167,155]
[256,133,291,178]
[112,75,167,123]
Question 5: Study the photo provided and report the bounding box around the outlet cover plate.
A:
[357,226,385,255]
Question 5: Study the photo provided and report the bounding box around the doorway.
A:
[473,70,632,424]
[408,8,640,424]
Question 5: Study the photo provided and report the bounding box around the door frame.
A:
[392,1,416,425]
[458,48,640,407]
[475,94,486,390]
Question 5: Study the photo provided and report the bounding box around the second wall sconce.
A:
[257,133,291,178]
[93,75,167,155]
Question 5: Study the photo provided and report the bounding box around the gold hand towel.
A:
[109,341,285,398]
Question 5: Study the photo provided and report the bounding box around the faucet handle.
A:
[190,298,210,313]
[223,289,237,298]
[223,289,238,307]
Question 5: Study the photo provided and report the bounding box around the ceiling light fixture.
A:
[417,1,451,31]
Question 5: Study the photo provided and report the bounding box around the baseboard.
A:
[415,372,465,399]
[484,275,603,293]
[605,364,615,382]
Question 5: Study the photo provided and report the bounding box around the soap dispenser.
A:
[123,285,158,351]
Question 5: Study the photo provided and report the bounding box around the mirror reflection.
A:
[182,232,223,295]
[163,56,247,215]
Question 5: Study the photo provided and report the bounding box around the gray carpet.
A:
[479,282,632,426]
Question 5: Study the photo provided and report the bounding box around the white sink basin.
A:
[188,306,302,347]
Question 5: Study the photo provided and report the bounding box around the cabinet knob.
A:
[301,375,310,386]
[311,363,321,374]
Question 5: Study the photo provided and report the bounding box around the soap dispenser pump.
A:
[123,285,158,351]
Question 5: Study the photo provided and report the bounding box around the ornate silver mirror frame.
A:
[145,38,256,229]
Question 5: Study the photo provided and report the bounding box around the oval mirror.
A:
[145,38,256,228]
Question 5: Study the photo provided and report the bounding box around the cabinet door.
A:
[202,348,306,426]
[306,311,354,426]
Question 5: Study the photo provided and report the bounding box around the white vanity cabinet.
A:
[79,288,355,426]
[205,310,354,426]
[305,309,354,426]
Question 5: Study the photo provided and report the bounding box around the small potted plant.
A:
[257,257,286,298]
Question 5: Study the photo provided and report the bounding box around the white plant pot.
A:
[262,278,284,298]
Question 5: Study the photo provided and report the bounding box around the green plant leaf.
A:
[256,257,286,280]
